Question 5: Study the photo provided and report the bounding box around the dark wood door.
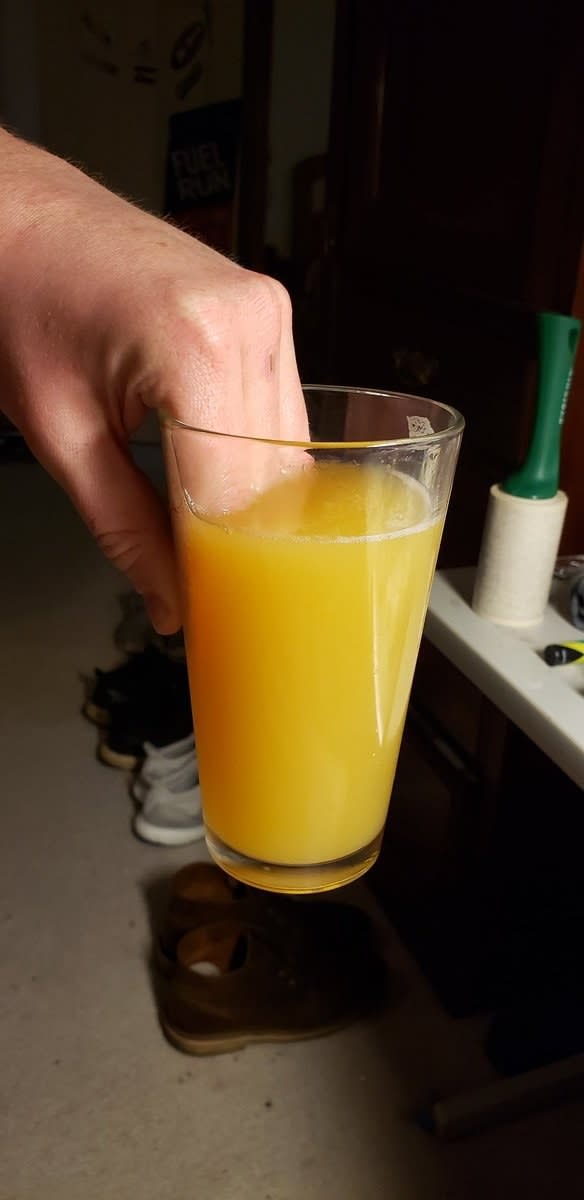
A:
[317,1,584,1014]
[323,0,584,565]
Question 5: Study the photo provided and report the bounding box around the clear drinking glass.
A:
[163,388,463,893]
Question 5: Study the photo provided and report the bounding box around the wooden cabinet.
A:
[308,0,584,565]
[292,0,584,1014]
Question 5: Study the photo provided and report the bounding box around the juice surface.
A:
[179,461,442,866]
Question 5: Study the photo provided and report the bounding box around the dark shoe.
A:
[114,592,185,660]
[98,666,192,770]
[161,918,388,1055]
[158,864,251,964]
[157,862,382,970]
[84,646,184,728]
[114,592,152,655]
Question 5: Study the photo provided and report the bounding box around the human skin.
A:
[0,128,308,633]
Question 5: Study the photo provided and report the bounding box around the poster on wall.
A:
[35,1,244,218]
[164,98,242,254]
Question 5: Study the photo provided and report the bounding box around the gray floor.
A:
[1,462,582,1200]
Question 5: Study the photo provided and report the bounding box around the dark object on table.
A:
[544,641,584,666]
[569,572,584,631]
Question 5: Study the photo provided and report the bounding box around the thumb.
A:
[37,424,180,634]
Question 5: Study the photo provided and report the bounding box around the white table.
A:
[426,567,584,790]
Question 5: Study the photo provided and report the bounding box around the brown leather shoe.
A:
[158,862,381,968]
[161,918,388,1055]
[158,863,253,965]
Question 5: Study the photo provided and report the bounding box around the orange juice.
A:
[179,462,442,889]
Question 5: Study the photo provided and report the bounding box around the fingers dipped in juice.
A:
[165,390,462,893]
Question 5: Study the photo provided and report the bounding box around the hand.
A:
[0,130,308,633]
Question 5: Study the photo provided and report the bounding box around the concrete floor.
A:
[1,462,583,1200]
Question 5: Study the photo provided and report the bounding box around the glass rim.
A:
[160,386,464,451]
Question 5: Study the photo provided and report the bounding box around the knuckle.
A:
[196,304,232,367]
[243,272,288,333]
[270,277,293,322]
[96,528,143,575]
[164,269,293,375]
[170,283,232,369]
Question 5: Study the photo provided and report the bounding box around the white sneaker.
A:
[132,734,197,803]
[142,731,195,764]
[133,779,205,846]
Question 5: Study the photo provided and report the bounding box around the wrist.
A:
[0,127,102,251]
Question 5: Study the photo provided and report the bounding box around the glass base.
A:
[204,828,383,894]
